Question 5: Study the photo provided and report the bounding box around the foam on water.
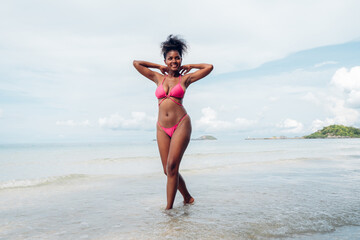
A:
[0,174,90,190]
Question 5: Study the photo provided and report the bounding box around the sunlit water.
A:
[1,139,360,239]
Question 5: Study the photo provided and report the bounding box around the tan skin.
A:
[133,50,213,209]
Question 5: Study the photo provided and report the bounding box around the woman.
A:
[133,35,213,210]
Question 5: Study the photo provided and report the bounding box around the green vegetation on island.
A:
[304,125,360,139]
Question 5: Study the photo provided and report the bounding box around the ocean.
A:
[0,139,359,239]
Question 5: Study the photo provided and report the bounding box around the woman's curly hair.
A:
[161,35,188,59]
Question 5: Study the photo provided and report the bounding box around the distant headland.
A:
[246,125,360,140]
[304,125,360,139]
[192,135,217,140]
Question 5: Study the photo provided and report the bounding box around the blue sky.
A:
[1,0,360,143]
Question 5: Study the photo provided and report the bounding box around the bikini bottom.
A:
[157,114,188,138]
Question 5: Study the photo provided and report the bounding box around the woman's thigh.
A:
[157,125,171,173]
[167,116,192,170]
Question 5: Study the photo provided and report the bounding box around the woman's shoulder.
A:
[181,73,192,87]
[153,72,166,84]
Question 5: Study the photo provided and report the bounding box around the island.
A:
[192,135,217,140]
[245,125,360,140]
[304,125,360,139]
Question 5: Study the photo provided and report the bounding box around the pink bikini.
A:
[155,75,188,137]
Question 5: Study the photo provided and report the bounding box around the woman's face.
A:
[164,50,182,72]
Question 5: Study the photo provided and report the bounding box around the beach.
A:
[1,139,360,239]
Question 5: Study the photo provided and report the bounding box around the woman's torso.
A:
[156,75,188,127]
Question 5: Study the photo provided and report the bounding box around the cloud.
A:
[347,90,360,108]
[331,66,360,91]
[326,97,359,125]
[276,118,304,133]
[309,66,360,130]
[301,92,322,105]
[310,118,335,132]
[2,1,360,76]
[196,107,256,132]
[56,120,92,127]
[2,1,360,143]
[98,112,156,130]
[309,102,359,131]
[309,100,358,133]
[328,66,360,124]
[314,61,337,68]
[331,66,360,108]
[268,96,279,102]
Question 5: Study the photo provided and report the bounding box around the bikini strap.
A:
[158,97,182,106]
[161,75,167,85]
[157,75,183,107]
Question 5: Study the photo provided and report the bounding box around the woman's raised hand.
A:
[180,65,192,75]
[159,65,169,75]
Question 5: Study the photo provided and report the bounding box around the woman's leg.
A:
[164,116,193,209]
[157,124,193,204]
[156,125,171,175]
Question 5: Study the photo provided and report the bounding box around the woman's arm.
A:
[133,60,167,83]
[180,63,213,86]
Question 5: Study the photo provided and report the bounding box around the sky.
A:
[1,0,360,143]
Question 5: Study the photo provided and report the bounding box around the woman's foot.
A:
[183,196,194,205]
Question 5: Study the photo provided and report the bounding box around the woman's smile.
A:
[165,50,182,72]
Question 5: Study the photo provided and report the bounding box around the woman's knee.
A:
[166,161,179,177]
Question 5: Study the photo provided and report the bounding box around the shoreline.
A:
[245,137,304,140]
[245,136,360,140]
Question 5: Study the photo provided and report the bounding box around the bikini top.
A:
[155,75,185,106]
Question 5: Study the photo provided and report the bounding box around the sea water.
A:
[0,139,359,239]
